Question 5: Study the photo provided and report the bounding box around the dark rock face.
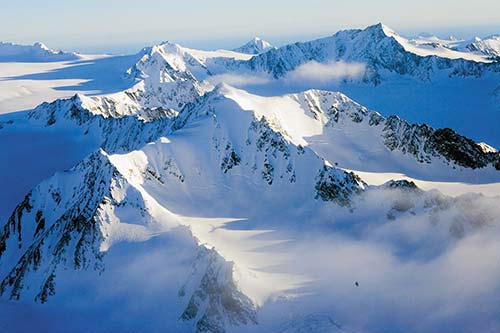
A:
[179,248,257,333]
[427,128,500,169]
[0,151,114,302]
[315,165,363,207]
[383,179,421,191]
[383,115,500,169]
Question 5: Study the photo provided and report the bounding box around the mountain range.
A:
[0,23,499,333]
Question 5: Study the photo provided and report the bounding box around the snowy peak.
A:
[233,37,275,54]
[176,85,500,174]
[0,41,79,62]
[240,22,500,84]
[478,142,498,154]
[464,35,500,58]
[366,22,397,38]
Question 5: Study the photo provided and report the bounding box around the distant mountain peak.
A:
[0,41,79,62]
[32,41,50,51]
[364,22,396,36]
[233,36,274,54]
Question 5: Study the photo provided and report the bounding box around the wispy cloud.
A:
[286,60,366,84]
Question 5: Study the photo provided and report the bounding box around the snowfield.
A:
[0,24,499,333]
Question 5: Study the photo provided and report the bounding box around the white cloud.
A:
[261,189,500,333]
[286,60,366,84]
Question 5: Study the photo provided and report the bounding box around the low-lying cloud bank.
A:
[256,187,500,333]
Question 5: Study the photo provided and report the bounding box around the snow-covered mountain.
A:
[224,23,500,82]
[411,33,500,60]
[1,23,500,333]
[233,37,275,54]
[463,35,500,59]
[0,42,80,62]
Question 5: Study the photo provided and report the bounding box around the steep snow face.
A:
[0,42,80,62]
[1,82,498,226]
[233,37,275,55]
[213,86,500,182]
[1,85,500,332]
[199,24,500,147]
[0,90,176,220]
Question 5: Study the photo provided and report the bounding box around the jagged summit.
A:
[233,36,275,54]
[365,22,396,35]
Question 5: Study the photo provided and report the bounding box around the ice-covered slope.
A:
[233,37,275,54]
[0,42,80,62]
[2,24,499,143]
[0,91,175,221]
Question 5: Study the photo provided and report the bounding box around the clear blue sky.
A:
[1,0,499,53]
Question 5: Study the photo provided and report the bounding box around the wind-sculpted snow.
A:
[0,148,259,331]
